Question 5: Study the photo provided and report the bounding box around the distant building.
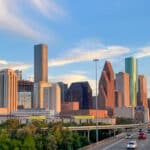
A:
[148,98,150,106]
[61,102,79,113]
[34,44,48,83]
[34,82,61,114]
[15,70,22,80]
[18,80,33,109]
[115,72,130,107]
[135,106,149,123]
[98,61,115,117]
[115,107,135,119]
[148,98,150,116]
[137,75,147,108]
[0,69,18,113]
[125,57,138,106]
[115,91,122,107]
[58,82,68,102]
[92,96,96,109]
[60,109,108,119]
[68,82,92,109]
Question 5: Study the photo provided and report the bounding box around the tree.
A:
[44,133,57,150]
[6,119,19,130]
[72,132,82,149]
[9,139,22,150]
[34,133,44,150]
[79,136,89,147]
[22,135,36,150]
[0,129,9,140]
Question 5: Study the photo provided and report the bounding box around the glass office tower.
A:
[125,57,138,107]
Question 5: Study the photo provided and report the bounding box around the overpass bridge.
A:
[66,123,143,131]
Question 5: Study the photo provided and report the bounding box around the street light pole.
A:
[93,59,99,142]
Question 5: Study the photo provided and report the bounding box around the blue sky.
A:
[0,0,150,96]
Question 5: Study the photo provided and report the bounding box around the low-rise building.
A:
[115,107,135,119]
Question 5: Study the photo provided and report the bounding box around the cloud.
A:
[134,46,150,58]
[48,41,130,67]
[30,0,65,19]
[0,60,32,70]
[0,0,43,39]
[0,0,65,39]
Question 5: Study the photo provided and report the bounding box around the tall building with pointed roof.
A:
[98,61,115,116]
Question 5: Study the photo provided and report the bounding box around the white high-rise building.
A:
[33,82,61,113]
[0,69,18,113]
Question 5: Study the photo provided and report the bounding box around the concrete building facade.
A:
[61,102,79,113]
[15,70,22,80]
[137,75,147,108]
[0,69,18,113]
[98,61,115,116]
[115,72,130,107]
[115,107,135,119]
[34,44,48,83]
[34,82,61,113]
[125,57,138,106]
[18,80,33,108]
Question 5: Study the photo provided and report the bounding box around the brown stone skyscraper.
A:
[115,72,130,107]
[137,75,147,108]
[34,44,48,82]
[98,61,115,116]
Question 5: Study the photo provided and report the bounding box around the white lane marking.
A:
[102,138,124,150]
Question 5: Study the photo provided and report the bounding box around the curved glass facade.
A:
[125,57,137,106]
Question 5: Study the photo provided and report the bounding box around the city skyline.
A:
[0,0,150,96]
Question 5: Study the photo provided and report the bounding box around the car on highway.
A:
[147,128,150,134]
[125,133,133,139]
[126,140,137,149]
[138,132,147,139]
[138,128,143,132]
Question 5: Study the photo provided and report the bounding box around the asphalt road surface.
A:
[94,130,150,150]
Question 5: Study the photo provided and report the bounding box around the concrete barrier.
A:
[79,132,126,150]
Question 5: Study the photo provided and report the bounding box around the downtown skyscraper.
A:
[98,61,115,116]
[33,44,61,113]
[125,57,138,106]
[137,75,147,108]
[0,69,18,112]
[115,72,130,107]
[34,44,48,83]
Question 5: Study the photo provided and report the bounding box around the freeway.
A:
[98,130,150,150]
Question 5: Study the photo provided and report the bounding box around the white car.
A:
[126,140,137,149]
[125,133,133,139]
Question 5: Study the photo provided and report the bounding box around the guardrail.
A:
[79,132,126,150]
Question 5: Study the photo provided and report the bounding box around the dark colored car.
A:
[147,128,150,134]
[138,128,142,132]
[138,132,147,139]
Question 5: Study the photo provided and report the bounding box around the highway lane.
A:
[100,131,150,150]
